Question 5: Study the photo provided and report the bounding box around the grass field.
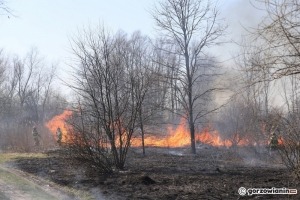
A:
[0,166,57,200]
[0,153,47,164]
[0,152,98,200]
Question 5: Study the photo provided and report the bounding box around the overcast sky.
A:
[0,0,266,83]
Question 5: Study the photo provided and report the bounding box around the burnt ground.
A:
[7,145,300,200]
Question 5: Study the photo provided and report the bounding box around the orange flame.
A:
[46,111,273,148]
[131,122,241,148]
[45,110,72,143]
[131,123,190,147]
[196,128,232,147]
[278,137,284,146]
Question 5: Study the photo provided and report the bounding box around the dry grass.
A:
[0,153,47,164]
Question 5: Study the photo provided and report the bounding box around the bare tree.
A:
[281,74,300,114]
[127,31,162,156]
[237,0,300,172]
[253,0,300,78]
[233,40,281,147]
[152,0,226,153]
[216,98,249,147]
[68,26,152,171]
[277,112,300,176]
[152,38,180,121]
[0,0,11,16]
[10,49,57,124]
[0,49,61,151]
[0,50,8,103]
[277,75,300,176]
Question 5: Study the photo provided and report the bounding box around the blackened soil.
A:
[10,147,300,200]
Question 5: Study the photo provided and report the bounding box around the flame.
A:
[45,110,72,143]
[131,123,190,147]
[131,121,246,148]
[196,128,232,147]
[278,137,284,146]
[45,112,273,148]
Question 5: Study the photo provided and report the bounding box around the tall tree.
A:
[152,0,226,153]
[254,0,300,78]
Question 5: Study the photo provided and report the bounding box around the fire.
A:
[45,110,72,143]
[131,122,238,148]
[196,128,232,147]
[278,137,284,146]
[45,112,273,148]
[131,123,190,147]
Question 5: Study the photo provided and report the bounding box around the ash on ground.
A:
[9,146,299,200]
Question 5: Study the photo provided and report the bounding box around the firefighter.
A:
[56,127,62,145]
[32,126,40,146]
[269,132,278,151]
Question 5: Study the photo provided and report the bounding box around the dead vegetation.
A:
[5,146,299,200]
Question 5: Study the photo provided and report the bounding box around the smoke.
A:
[210,0,267,66]
[221,0,266,40]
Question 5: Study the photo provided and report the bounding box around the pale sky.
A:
[0,0,266,84]
[0,0,155,60]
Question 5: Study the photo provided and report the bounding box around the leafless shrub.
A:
[277,115,300,177]
[67,26,153,172]
[65,108,114,174]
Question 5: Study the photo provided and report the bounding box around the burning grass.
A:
[46,111,268,149]
[45,110,72,143]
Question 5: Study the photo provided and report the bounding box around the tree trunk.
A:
[139,109,146,156]
[189,119,196,154]
[185,49,196,154]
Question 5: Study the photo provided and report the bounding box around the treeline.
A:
[214,0,300,175]
[0,49,67,151]
[1,0,300,177]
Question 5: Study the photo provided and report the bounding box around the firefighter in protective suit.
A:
[56,127,62,145]
[269,132,278,151]
[32,126,40,146]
